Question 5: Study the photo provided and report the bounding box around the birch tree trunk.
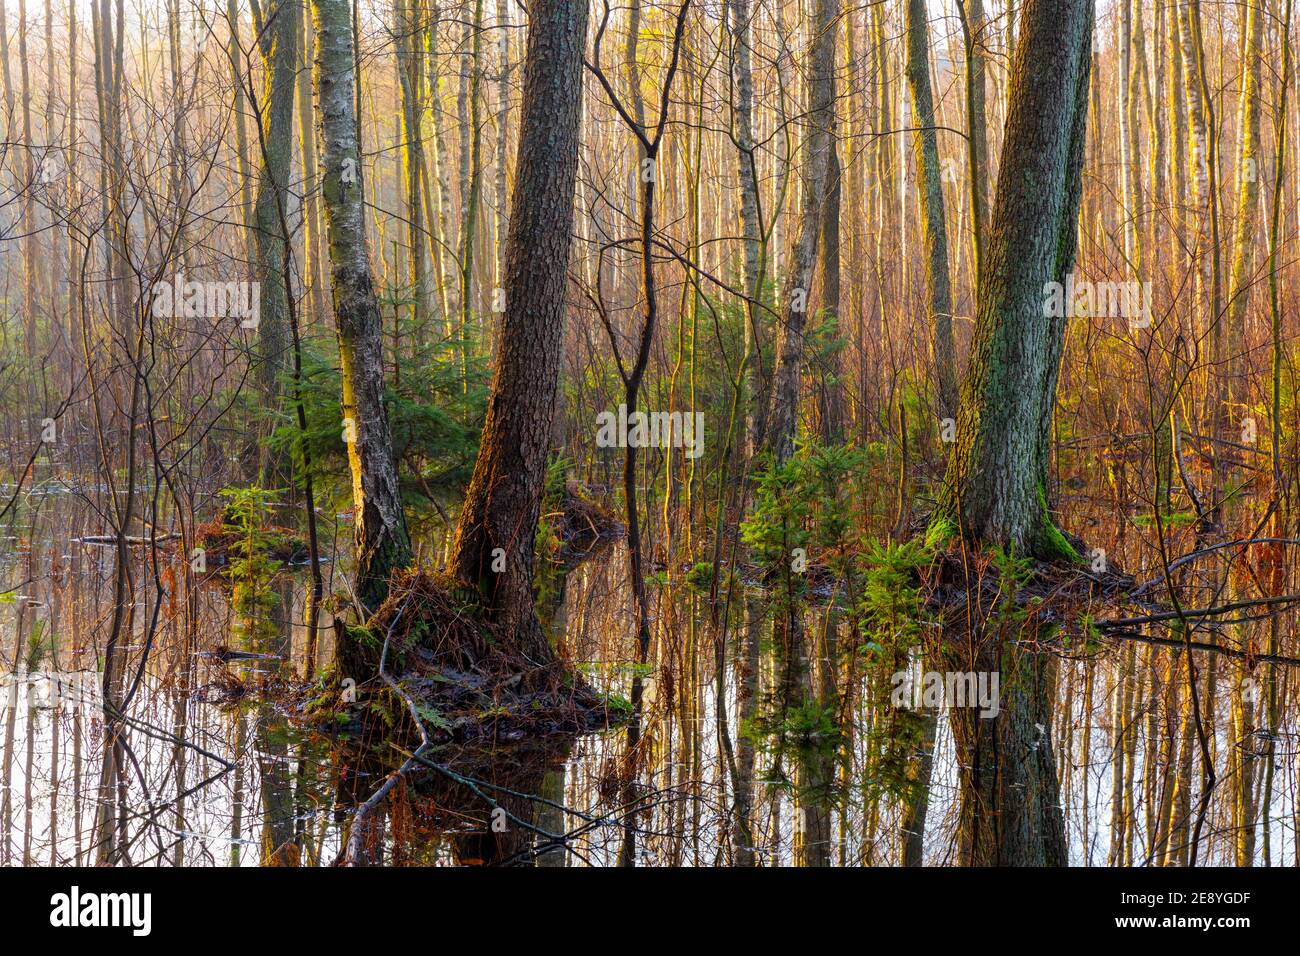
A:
[899,0,952,861]
[1177,0,1223,476]
[312,0,412,617]
[1119,0,1144,276]
[868,3,892,351]
[816,141,844,443]
[493,0,509,296]
[18,0,39,352]
[957,0,989,290]
[1226,0,1261,413]
[227,0,257,269]
[425,0,455,327]
[756,0,839,869]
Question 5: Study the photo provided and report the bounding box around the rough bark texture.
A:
[966,0,989,253]
[934,0,1092,561]
[930,0,1093,867]
[447,0,587,668]
[313,0,413,615]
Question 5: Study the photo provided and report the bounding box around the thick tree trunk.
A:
[447,0,587,667]
[931,0,1093,866]
[934,0,1091,560]
[313,0,413,614]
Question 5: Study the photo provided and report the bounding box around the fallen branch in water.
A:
[1096,590,1300,630]
[1101,628,1300,668]
[1128,536,1300,595]
[75,533,182,547]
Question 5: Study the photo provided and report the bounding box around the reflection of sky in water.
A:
[1,502,1296,866]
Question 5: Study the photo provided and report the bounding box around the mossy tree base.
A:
[925,495,1084,566]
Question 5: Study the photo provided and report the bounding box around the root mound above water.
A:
[921,543,1136,651]
[194,517,309,571]
[365,570,497,673]
[336,570,616,742]
[551,482,625,563]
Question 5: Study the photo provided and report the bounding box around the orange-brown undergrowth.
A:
[327,569,615,744]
